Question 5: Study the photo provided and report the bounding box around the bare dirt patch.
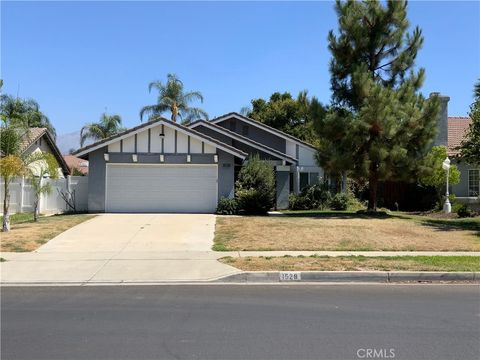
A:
[0,214,95,252]
[214,215,480,251]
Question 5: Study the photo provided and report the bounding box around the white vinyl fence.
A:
[0,176,88,214]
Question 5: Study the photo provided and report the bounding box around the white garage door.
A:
[106,164,218,213]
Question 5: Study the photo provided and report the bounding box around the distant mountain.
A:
[56,131,92,155]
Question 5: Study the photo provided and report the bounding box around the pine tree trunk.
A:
[368,166,378,212]
[3,178,11,232]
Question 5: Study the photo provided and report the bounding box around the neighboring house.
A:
[20,128,70,177]
[433,95,479,205]
[63,155,89,175]
[73,112,322,213]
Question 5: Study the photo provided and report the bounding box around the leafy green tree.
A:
[457,80,480,165]
[140,74,208,124]
[317,0,440,211]
[24,153,60,221]
[80,113,125,147]
[1,88,28,231]
[244,91,326,144]
[419,146,460,199]
[235,155,275,215]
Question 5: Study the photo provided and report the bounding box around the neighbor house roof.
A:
[209,112,318,151]
[63,155,89,175]
[73,116,248,159]
[20,128,70,175]
[448,117,472,156]
[189,120,298,164]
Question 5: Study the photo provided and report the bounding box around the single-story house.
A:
[20,127,70,177]
[433,94,479,206]
[73,113,322,213]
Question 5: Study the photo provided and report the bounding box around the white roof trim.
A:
[210,113,317,150]
[75,119,247,159]
[190,121,297,163]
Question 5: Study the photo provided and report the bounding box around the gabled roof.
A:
[209,112,317,151]
[63,155,89,175]
[189,120,297,164]
[20,128,70,175]
[448,116,471,156]
[73,116,248,159]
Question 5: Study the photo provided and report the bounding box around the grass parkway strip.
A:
[219,255,480,272]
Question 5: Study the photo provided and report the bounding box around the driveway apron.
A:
[0,214,241,284]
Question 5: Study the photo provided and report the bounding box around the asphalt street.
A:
[1,284,479,360]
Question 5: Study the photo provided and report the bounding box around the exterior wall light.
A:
[187,154,191,163]
[132,154,138,162]
[104,153,109,162]
[213,154,218,163]
[160,154,165,162]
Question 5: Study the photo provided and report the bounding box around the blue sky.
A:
[2,1,479,135]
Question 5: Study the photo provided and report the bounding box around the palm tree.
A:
[80,113,125,147]
[24,100,56,138]
[140,74,208,124]
[0,94,56,137]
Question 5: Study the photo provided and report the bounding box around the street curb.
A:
[1,272,478,286]
[215,271,479,283]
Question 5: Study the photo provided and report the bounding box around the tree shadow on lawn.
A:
[415,218,480,237]
[280,211,480,237]
[278,211,392,220]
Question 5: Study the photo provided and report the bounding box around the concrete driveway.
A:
[39,214,216,253]
[0,214,241,284]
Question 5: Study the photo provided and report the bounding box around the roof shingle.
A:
[448,117,472,156]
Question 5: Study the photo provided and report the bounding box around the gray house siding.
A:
[216,118,286,152]
[194,124,292,163]
[86,147,236,212]
[87,147,107,212]
[451,160,479,198]
[193,126,233,146]
[276,170,290,209]
[218,152,235,199]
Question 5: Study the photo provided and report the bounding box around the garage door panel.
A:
[106,165,218,213]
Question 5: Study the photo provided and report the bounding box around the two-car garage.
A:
[105,164,218,213]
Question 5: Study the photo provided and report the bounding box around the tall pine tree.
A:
[317,0,439,211]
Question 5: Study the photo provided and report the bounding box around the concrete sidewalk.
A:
[1,249,478,285]
[0,251,241,284]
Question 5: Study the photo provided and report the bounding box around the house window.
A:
[309,172,319,185]
[242,125,249,136]
[468,169,479,197]
[300,172,309,191]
